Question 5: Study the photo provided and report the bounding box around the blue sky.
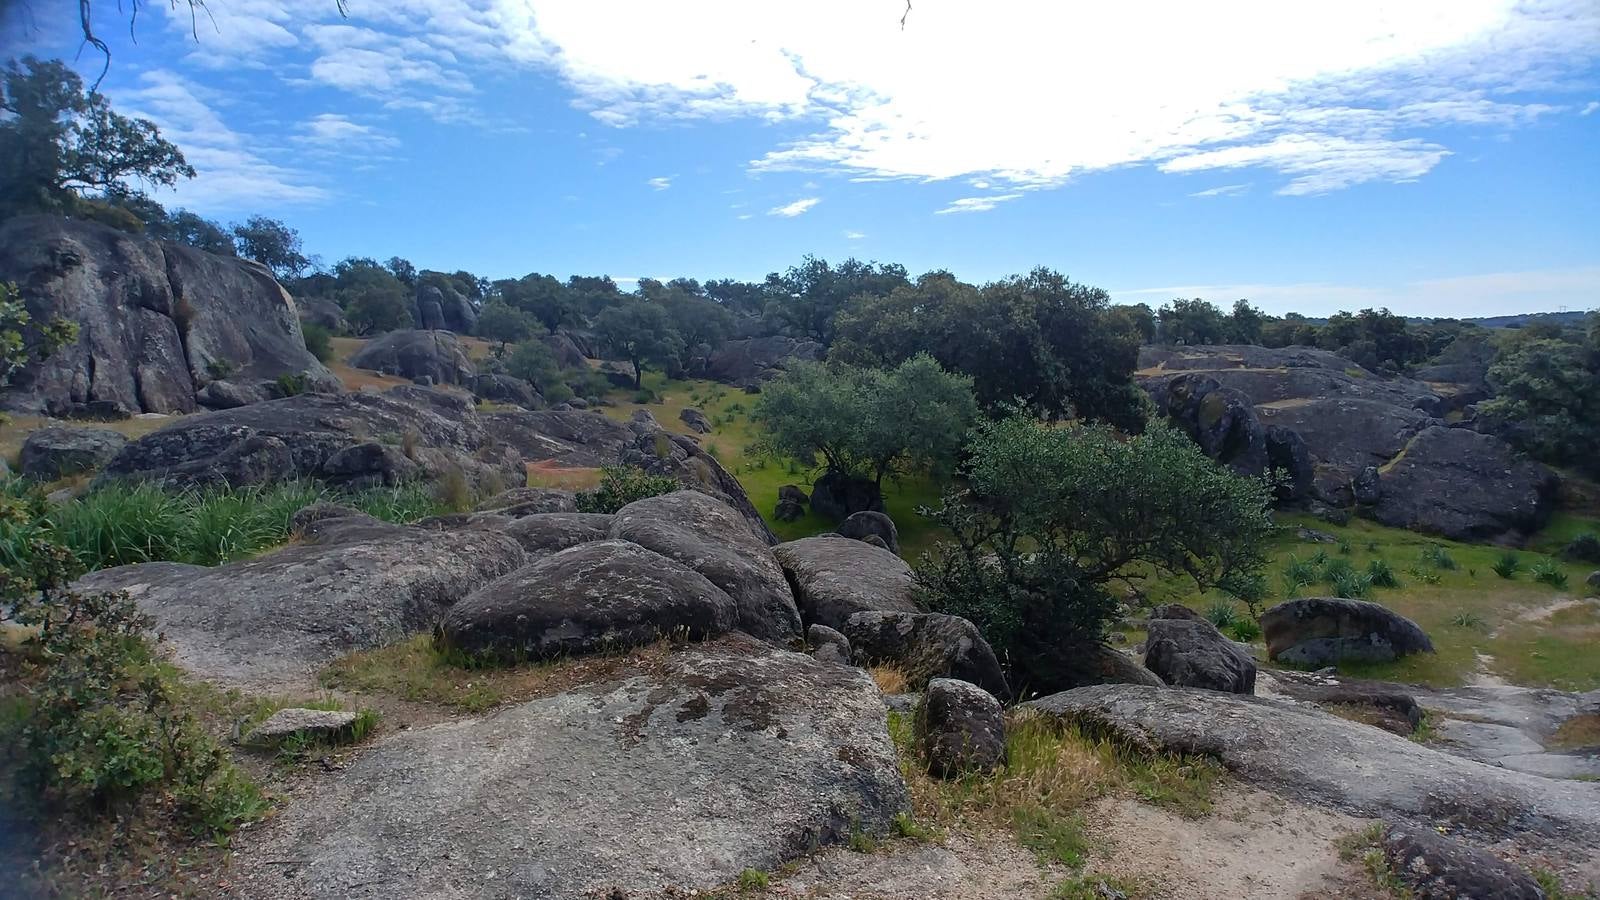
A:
[8,0,1599,316]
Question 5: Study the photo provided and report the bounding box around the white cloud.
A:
[1113,266,1600,318]
[1189,183,1249,198]
[737,213,754,220]
[1161,134,1448,195]
[935,193,1022,214]
[647,176,673,190]
[294,113,399,149]
[843,229,866,239]
[768,197,820,217]
[1583,101,1600,115]
[115,70,326,210]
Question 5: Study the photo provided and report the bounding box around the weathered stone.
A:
[1261,597,1434,667]
[618,427,779,544]
[1381,824,1545,900]
[237,637,907,899]
[1143,617,1256,695]
[479,408,635,468]
[1025,684,1600,842]
[472,373,542,409]
[1043,641,1166,694]
[610,491,802,643]
[1263,670,1423,735]
[473,487,579,516]
[73,526,526,689]
[243,708,358,746]
[918,678,1006,778]
[692,335,823,386]
[1264,424,1315,502]
[297,296,346,334]
[286,502,372,536]
[839,510,900,555]
[437,540,738,662]
[0,215,337,416]
[18,425,127,479]
[1352,465,1382,505]
[679,407,712,433]
[499,512,613,557]
[809,623,852,666]
[843,611,1010,701]
[779,484,809,506]
[1589,570,1600,591]
[349,330,476,386]
[97,386,522,491]
[775,497,806,522]
[1369,426,1557,542]
[1159,374,1268,476]
[412,282,476,334]
[774,535,919,632]
[810,470,884,519]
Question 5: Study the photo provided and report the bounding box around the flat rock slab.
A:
[74,526,525,690]
[237,638,908,899]
[1024,684,1600,846]
[244,708,358,745]
[774,535,918,632]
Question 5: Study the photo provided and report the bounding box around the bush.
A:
[1203,601,1238,629]
[1331,568,1373,599]
[575,466,680,514]
[1420,544,1457,570]
[1492,552,1521,579]
[917,417,1273,695]
[633,388,656,404]
[1561,533,1600,564]
[1227,618,1262,643]
[301,322,333,362]
[274,372,309,397]
[0,485,266,836]
[1365,558,1400,589]
[1530,559,1569,589]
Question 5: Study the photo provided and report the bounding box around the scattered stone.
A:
[838,510,900,555]
[610,490,802,643]
[243,708,358,746]
[773,535,918,632]
[843,611,1010,701]
[779,484,809,506]
[437,540,738,662]
[918,678,1006,778]
[499,513,613,557]
[1381,824,1545,900]
[1260,597,1434,666]
[679,407,712,433]
[1143,617,1256,695]
[19,425,127,479]
[238,637,908,899]
[1296,527,1339,544]
[810,469,885,520]
[775,497,806,522]
[473,486,579,516]
[809,623,852,666]
[1352,465,1382,505]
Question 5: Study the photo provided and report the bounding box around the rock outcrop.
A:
[609,491,802,643]
[620,427,779,544]
[471,373,542,409]
[96,385,523,490]
[1379,825,1546,900]
[839,510,900,555]
[1142,616,1256,694]
[18,424,128,479]
[412,281,477,334]
[843,611,1010,701]
[0,215,338,417]
[437,540,739,661]
[1369,426,1557,542]
[73,518,525,689]
[349,330,476,386]
[240,637,908,899]
[1260,597,1435,667]
[500,512,614,557]
[774,535,919,632]
[692,335,823,387]
[918,678,1007,778]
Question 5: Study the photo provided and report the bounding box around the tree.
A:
[752,355,978,488]
[593,301,679,388]
[232,216,308,280]
[1478,320,1600,477]
[704,278,768,316]
[499,273,576,334]
[0,56,194,218]
[385,257,417,287]
[476,301,532,357]
[762,255,909,345]
[917,415,1275,694]
[504,339,563,394]
[1105,303,1156,343]
[658,288,734,374]
[335,258,411,336]
[1157,298,1227,345]
[1225,299,1265,344]
[567,275,624,319]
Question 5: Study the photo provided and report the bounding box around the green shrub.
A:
[1227,618,1263,643]
[1561,533,1600,564]
[1420,544,1457,570]
[1530,559,1569,589]
[1365,558,1400,589]
[301,322,333,362]
[1320,556,1356,584]
[736,868,770,891]
[51,481,187,567]
[1281,556,1316,596]
[1203,601,1238,629]
[575,466,680,514]
[633,388,656,404]
[274,372,309,397]
[1492,552,1521,579]
[1331,568,1372,599]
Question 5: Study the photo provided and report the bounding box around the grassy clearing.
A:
[886,708,1221,878]
[0,413,175,473]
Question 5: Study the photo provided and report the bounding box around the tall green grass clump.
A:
[1530,559,1569,589]
[1492,552,1521,580]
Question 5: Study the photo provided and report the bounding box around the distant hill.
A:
[1452,310,1591,329]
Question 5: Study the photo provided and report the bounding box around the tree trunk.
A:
[632,358,643,389]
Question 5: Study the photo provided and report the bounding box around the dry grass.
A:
[870,665,910,695]
[1549,713,1600,751]
[526,459,604,491]
[1,414,175,470]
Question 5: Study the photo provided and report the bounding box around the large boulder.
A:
[237,637,907,898]
[437,540,738,662]
[1142,616,1257,695]
[679,407,712,433]
[773,535,919,632]
[808,623,853,666]
[1158,374,1268,476]
[474,487,579,517]
[72,523,525,689]
[0,215,338,417]
[810,469,885,520]
[500,512,613,557]
[843,611,1010,701]
[471,373,542,409]
[1260,597,1434,667]
[1025,684,1600,843]
[18,424,128,479]
[1380,825,1546,900]
[412,282,476,334]
[1257,398,1435,505]
[96,385,523,491]
[610,491,802,643]
[838,510,900,555]
[917,678,1007,778]
[1369,426,1557,542]
[619,427,778,544]
[349,330,476,387]
[296,296,347,334]
[481,408,635,468]
[540,330,589,369]
[694,335,823,386]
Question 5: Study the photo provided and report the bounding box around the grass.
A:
[0,413,174,475]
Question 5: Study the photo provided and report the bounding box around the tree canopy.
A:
[232,216,309,280]
[762,255,909,345]
[593,301,678,388]
[1478,318,1600,477]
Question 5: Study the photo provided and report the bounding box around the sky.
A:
[6,0,1599,317]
